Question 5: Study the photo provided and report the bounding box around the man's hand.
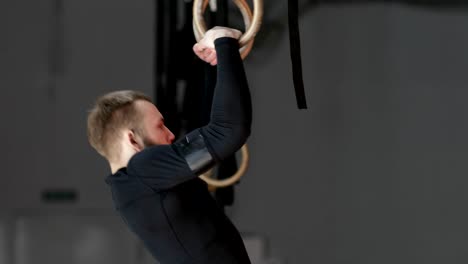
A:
[193,26,241,66]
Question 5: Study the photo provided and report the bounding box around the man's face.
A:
[135,100,175,147]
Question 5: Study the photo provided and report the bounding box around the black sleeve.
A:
[129,37,251,191]
[127,145,196,191]
[199,37,252,161]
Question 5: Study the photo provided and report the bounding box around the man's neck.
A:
[110,163,125,174]
[110,139,140,174]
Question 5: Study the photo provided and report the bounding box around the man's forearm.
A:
[200,37,252,161]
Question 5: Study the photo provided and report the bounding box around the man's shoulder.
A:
[129,144,177,166]
[105,169,158,208]
[127,144,189,176]
[105,168,136,186]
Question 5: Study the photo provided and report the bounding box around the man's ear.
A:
[127,129,144,152]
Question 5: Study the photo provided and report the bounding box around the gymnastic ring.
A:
[193,0,263,47]
[199,144,249,188]
[193,0,254,59]
[193,0,261,59]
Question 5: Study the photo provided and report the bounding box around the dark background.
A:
[1,0,468,263]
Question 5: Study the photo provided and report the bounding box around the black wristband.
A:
[172,129,215,175]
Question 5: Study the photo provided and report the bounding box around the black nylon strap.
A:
[173,130,215,175]
[288,0,308,109]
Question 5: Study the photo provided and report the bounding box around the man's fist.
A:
[193,26,241,66]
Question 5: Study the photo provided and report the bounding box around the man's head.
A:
[87,90,175,163]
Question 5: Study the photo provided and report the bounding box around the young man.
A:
[87,27,252,264]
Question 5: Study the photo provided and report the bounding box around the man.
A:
[87,27,252,264]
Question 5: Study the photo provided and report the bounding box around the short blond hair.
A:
[87,90,152,161]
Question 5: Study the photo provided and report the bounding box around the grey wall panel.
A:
[14,214,140,264]
[0,0,56,209]
[231,4,468,264]
[0,0,154,209]
[0,218,5,264]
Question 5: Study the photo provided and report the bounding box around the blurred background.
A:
[1,0,468,263]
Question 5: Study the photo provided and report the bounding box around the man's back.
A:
[107,165,251,264]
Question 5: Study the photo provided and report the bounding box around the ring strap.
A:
[288,0,307,109]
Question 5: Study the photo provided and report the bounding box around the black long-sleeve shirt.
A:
[105,38,252,264]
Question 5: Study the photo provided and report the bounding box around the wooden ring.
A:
[199,144,249,188]
[193,0,262,59]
